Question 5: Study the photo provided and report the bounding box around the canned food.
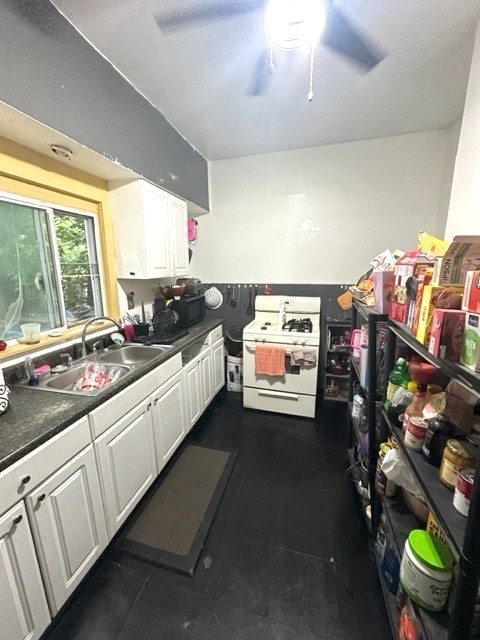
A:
[453,468,475,517]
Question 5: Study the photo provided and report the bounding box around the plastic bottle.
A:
[388,381,418,427]
[385,357,409,408]
[402,383,427,432]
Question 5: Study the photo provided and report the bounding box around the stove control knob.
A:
[293,339,299,345]
[301,340,307,346]
[254,337,259,342]
[262,338,267,343]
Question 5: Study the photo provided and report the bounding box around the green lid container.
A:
[408,530,453,572]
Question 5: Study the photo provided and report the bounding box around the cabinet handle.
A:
[153,398,158,406]
[21,475,31,485]
[37,493,46,503]
[13,515,23,525]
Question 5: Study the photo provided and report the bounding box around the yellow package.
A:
[418,231,449,258]
[416,284,464,345]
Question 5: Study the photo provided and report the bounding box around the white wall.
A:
[190,130,453,284]
[445,22,480,239]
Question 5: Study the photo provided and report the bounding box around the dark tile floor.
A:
[43,391,390,640]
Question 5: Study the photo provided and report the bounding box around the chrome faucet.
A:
[80,316,122,358]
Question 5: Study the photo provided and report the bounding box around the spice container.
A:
[422,415,453,467]
[439,439,476,490]
[453,468,475,517]
[400,530,453,612]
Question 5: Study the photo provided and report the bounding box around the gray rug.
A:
[115,443,236,576]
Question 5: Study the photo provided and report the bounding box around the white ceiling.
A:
[50,0,480,161]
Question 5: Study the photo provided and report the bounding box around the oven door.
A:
[243,341,319,395]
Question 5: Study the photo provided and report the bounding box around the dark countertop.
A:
[0,318,223,473]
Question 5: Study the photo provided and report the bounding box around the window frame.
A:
[0,189,107,340]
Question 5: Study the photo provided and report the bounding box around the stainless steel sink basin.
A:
[97,344,169,367]
[22,362,131,396]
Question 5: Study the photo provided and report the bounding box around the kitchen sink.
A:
[97,344,170,367]
[21,362,131,397]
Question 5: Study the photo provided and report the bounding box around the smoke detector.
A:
[50,144,73,160]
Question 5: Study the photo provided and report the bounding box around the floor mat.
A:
[115,443,236,576]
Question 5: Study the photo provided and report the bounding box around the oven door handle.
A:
[258,390,299,401]
[245,343,294,355]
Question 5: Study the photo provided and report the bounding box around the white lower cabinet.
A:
[0,502,51,640]
[211,337,226,395]
[199,348,214,409]
[26,445,108,615]
[183,358,201,432]
[94,397,156,537]
[151,370,186,472]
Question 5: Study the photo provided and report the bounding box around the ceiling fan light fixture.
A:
[265,0,326,51]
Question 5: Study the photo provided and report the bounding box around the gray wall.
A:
[0,0,209,210]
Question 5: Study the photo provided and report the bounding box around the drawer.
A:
[89,353,182,438]
[243,387,316,419]
[0,416,90,516]
[203,325,223,346]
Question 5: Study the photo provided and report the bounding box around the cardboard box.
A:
[409,268,433,335]
[460,312,480,372]
[438,236,480,286]
[389,251,434,324]
[428,309,466,361]
[444,379,478,433]
[415,285,464,345]
[462,270,480,313]
[373,271,394,314]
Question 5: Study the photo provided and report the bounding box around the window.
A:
[0,194,104,341]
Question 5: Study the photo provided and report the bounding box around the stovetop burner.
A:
[282,318,313,333]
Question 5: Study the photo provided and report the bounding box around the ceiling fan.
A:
[155,0,386,99]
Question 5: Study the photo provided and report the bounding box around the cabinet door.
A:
[170,196,189,276]
[142,181,172,278]
[199,349,214,409]
[94,398,156,537]
[26,446,108,615]
[211,337,225,395]
[184,358,201,431]
[0,503,51,640]
[152,370,186,471]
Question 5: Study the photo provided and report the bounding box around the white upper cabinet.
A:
[109,179,189,279]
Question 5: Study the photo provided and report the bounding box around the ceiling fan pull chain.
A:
[308,44,314,102]
[269,42,275,74]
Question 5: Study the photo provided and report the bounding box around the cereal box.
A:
[389,251,434,324]
[415,285,464,345]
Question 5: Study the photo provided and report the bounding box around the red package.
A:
[462,270,480,313]
[428,309,466,361]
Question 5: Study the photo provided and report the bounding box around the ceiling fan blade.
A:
[248,50,274,96]
[321,4,385,71]
[155,0,264,33]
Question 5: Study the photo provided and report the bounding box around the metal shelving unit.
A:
[323,318,351,403]
[348,301,388,531]
[381,319,480,640]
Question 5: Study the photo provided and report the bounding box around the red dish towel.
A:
[255,344,286,376]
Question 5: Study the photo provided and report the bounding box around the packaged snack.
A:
[461,312,480,371]
[462,270,480,313]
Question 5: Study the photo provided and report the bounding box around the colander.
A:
[204,286,223,310]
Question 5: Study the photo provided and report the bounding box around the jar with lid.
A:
[439,439,477,490]
[422,415,453,467]
[400,530,453,612]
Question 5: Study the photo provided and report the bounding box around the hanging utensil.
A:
[141,301,146,324]
[226,285,232,306]
[236,284,241,313]
[230,287,237,308]
[246,285,253,315]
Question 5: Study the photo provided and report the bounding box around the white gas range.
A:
[243,295,321,418]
